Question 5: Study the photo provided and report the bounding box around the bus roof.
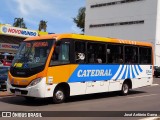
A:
[24,33,152,47]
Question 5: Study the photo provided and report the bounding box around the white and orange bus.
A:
[7,34,153,103]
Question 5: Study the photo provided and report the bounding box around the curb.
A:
[0,91,12,97]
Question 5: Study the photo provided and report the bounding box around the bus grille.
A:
[10,89,28,95]
[11,84,27,88]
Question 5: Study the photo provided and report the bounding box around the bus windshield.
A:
[12,40,53,68]
[10,40,53,77]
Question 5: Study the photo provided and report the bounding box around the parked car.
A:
[0,66,9,91]
[1,59,12,66]
[154,66,160,78]
[0,61,3,66]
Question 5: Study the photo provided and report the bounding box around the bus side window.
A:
[87,43,106,64]
[50,43,70,66]
[88,44,95,63]
[107,44,123,64]
[139,47,152,64]
[75,41,86,63]
[124,46,138,64]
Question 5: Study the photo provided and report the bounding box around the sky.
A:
[0,0,85,34]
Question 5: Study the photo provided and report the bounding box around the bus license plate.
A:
[15,90,21,95]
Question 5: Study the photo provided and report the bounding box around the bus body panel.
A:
[131,65,153,88]
[8,72,37,86]
[69,82,87,96]
[46,65,77,84]
[7,64,153,97]
[7,34,153,99]
[85,81,110,94]
[46,64,153,97]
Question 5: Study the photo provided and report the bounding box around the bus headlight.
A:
[28,78,42,87]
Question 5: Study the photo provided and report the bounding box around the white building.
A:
[85,0,160,66]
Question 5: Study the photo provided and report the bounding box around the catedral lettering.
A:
[7,28,37,36]
[77,69,112,77]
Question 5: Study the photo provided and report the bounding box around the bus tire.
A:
[121,82,129,96]
[53,87,65,104]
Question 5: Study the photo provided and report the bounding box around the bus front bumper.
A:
[7,77,47,98]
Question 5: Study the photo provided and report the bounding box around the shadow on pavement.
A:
[66,90,146,103]
[0,90,146,106]
[0,96,53,106]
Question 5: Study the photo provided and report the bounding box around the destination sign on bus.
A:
[33,42,48,47]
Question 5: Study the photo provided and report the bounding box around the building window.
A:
[91,0,144,8]
[90,20,144,28]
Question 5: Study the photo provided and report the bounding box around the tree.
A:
[13,18,27,28]
[38,20,47,32]
[73,7,85,32]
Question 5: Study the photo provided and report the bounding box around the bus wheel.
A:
[53,88,65,104]
[121,82,129,96]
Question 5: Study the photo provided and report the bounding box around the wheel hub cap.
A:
[123,84,128,93]
[56,91,64,100]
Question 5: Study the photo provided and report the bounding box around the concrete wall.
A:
[85,0,159,65]
[155,0,160,65]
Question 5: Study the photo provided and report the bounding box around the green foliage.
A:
[13,18,27,29]
[73,7,85,32]
[38,20,47,32]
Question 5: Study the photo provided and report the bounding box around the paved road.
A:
[0,78,160,120]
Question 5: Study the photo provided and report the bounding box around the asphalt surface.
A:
[0,78,160,120]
